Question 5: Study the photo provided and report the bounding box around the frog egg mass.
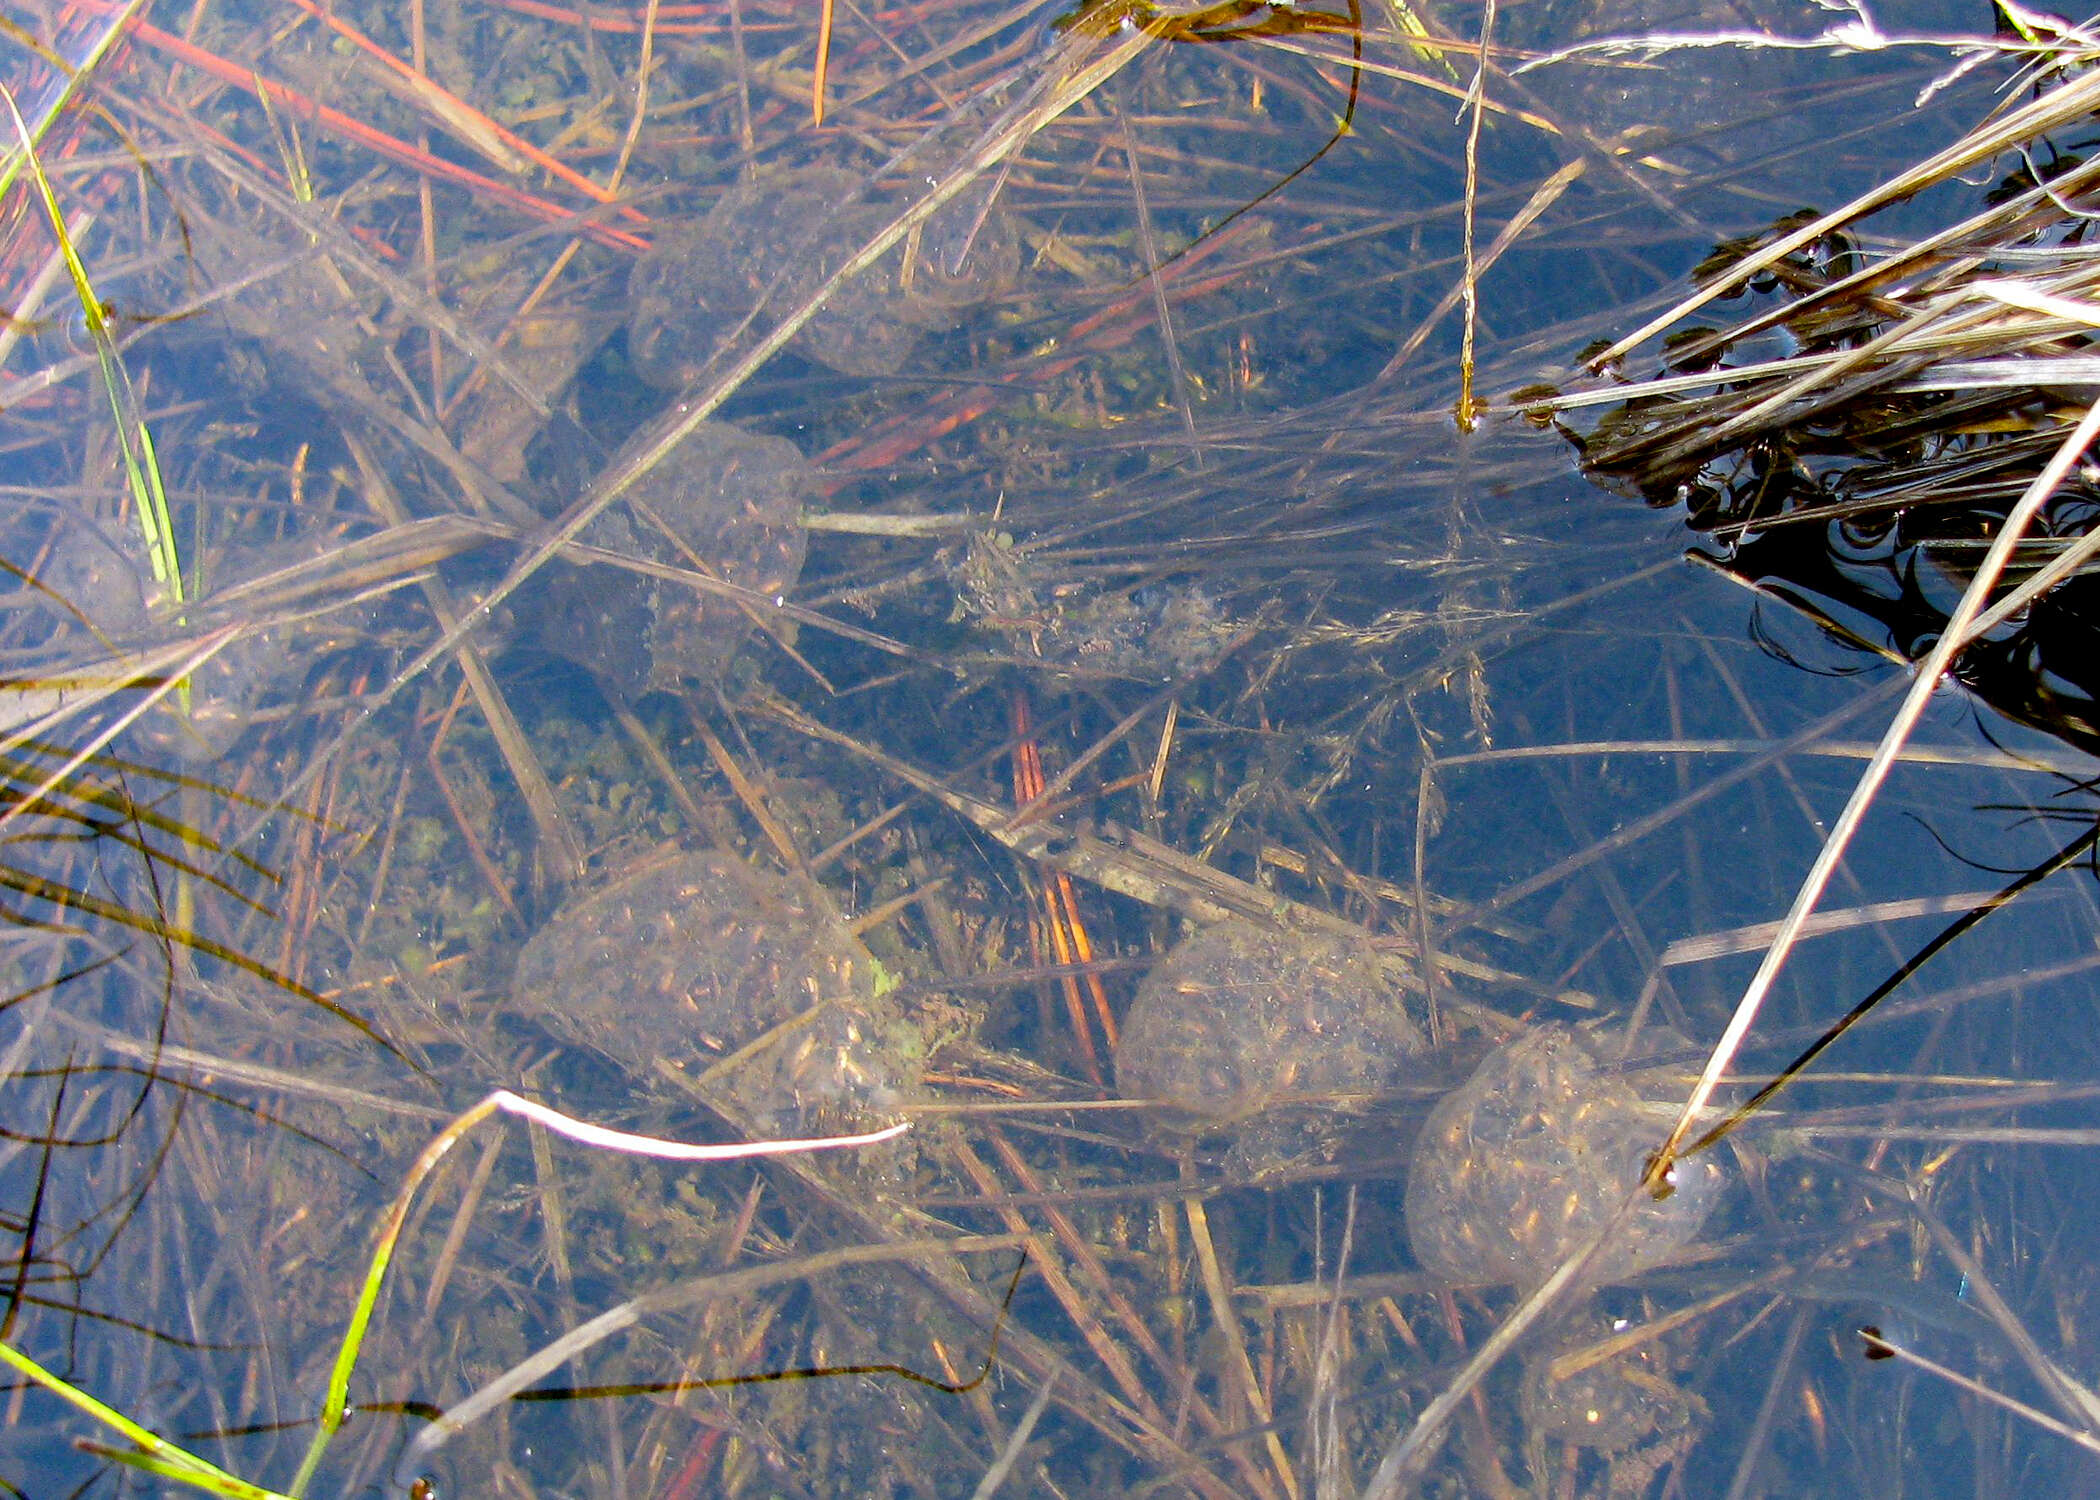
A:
[1112,919,1425,1176]
[511,847,918,1138]
[1404,1023,1722,1287]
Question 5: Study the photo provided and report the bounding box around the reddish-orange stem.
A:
[658,1426,725,1500]
[69,0,651,252]
[813,0,835,124]
[279,0,647,223]
[1009,689,1115,1084]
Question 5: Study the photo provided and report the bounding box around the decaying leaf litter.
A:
[3,0,2100,1495]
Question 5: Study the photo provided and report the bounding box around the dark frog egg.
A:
[511,847,919,1137]
[1405,1023,1722,1287]
[1114,919,1424,1171]
[627,165,1020,384]
[536,419,810,698]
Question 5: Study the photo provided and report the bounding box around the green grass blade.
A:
[1,83,185,614]
[286,1093,499,1497]
[0,1340,292,1499]
[0,0,148,197]
[132,418,182,602]
[80,1443,297,1500]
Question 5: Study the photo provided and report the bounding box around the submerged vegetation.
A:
[3,0,2100,1497]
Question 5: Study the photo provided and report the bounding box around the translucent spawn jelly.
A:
[1405,1024,1721,1287]
[512,847,918,1138]
[627,165,1020,384]
[1115,918,1423,1173]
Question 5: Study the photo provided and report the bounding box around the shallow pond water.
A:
[529,418,813,698]
[1,1,2094,1498]
[627,164,1023,384]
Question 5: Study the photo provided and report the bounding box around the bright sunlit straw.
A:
[489,1088,908,1158]
[813,0,835,124]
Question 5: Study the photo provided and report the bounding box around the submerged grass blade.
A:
[0,1338,292,1500]
[82,1444,295,1500]
[0,84,184,616]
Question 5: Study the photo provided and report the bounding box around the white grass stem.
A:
[292,1092,909,1495]
[486,1089,908,1159]
[968,1370,1059,1500]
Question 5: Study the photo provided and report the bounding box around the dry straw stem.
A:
[1649,391,2100,1179]
[967,1369,1059,1500]
[1452,0,1494,428]
[1516,3,2043,84]
[1546,157,2100,459]
[1357,1184,1652,1499]
[1184,1192,1298,1498]
[1488,66,2100,428]
[1589,38,2100,370]
[1902,1175,2100,1436]
[1857,1327,2100,1461]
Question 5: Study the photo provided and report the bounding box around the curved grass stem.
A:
[288,1090,908,1495]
